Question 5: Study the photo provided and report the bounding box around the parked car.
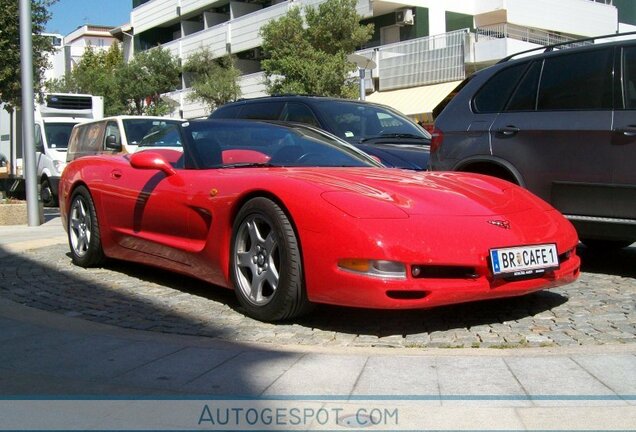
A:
[430,32,636,249]
[66,116,184,162]
[209,95,431,170]
[60,119,580,322]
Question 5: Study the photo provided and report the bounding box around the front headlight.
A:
[53,160,66,174]
[338,259,406,279]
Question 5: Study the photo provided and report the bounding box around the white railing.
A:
[367,29,469,91]
[475,24,581,46]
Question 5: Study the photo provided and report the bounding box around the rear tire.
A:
[68,186,105,267]
[230,197,312,322]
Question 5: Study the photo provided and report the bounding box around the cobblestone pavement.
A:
[0,243,634,349]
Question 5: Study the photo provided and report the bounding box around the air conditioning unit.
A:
[395,8,414,26]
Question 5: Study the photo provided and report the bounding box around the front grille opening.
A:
[559,248,574,263]
[411,265,478,279]
[386,290,428,300]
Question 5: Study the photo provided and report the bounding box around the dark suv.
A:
[430,33,636,248]
[209,95,431,170]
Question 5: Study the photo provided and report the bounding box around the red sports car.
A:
[60,119,580,322]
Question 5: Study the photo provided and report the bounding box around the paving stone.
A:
[0,244,634,349]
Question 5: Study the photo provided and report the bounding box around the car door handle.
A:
[111,169,122,179]
[496,126,520,136]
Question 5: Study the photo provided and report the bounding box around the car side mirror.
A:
[105,135,122,152]
[129,151,177,177]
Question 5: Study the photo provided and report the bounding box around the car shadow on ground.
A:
[101,254,568,338]
[577,244,636,279]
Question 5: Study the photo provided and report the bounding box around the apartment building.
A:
[128,0,635,121]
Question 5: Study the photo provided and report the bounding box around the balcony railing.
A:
[357,29,469,92]
[475,24,581,47]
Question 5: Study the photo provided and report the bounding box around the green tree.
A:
[117,46,181,115]
[0,0,57,111]
[183,48,241,112]
[48,44,180,116]
[260,0,373,98]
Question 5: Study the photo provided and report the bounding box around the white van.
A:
[31,94,103,206]
[66,116,184,162]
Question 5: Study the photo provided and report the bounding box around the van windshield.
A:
[122,119,183,146]
[44,122,78,150]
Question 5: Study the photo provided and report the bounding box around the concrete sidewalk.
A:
[0,215,66,256]
[0,219,634,430]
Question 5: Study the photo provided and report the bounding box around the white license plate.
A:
[490,244,559,278]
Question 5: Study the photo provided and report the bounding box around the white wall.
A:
[505,0,617,36]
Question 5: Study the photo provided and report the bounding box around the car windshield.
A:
[122,119,183,146]
[43,122,77,150]
[315,100,431,143]
[181,120,382,169]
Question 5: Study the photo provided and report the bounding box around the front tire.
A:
[41,178,58,207]
[230,197,311,322]
[68,186,105,267]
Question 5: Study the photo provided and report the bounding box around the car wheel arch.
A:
[454,157,525,186]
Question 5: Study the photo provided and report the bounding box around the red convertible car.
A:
[60,120,580,322]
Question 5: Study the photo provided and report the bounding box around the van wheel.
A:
[41,178,58,207]
[68,186,105,267]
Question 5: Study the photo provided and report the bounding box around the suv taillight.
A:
[430,127,444,154]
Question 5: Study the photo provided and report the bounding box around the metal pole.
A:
[19,0,41,226]
[359,68,366,101]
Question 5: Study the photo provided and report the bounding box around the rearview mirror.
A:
[129,151,177,177]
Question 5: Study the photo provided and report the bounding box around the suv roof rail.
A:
[497,30,636,64]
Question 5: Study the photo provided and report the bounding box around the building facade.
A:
[128,0,635,121]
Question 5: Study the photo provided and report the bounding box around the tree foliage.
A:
[48,45,181,116]
[0,0,57,111]
[118,47,181,115]
[47,43,126,115]
[260,0,373,98]
[183,48,241,112]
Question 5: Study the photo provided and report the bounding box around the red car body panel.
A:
[60,150,580,310]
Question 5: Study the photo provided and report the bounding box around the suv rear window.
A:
[473,62,528,113]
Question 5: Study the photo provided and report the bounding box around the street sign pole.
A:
[19,0,42,226]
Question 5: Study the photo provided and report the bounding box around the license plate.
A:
[490,244,559,278]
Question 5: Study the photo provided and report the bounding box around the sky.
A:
[45,0,132,36]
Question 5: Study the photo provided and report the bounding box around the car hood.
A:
[281,168,547,217]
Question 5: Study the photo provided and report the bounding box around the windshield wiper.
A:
[359,133,429,143]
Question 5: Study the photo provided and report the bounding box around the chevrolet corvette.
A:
[60,119,580,322]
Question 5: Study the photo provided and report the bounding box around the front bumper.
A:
[301,211,580,309]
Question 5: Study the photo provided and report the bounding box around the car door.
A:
[489,48,615,216]
[99,155,194,266]
[611,44,636,220]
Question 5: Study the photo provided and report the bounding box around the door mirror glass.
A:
[105,135,122,151]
